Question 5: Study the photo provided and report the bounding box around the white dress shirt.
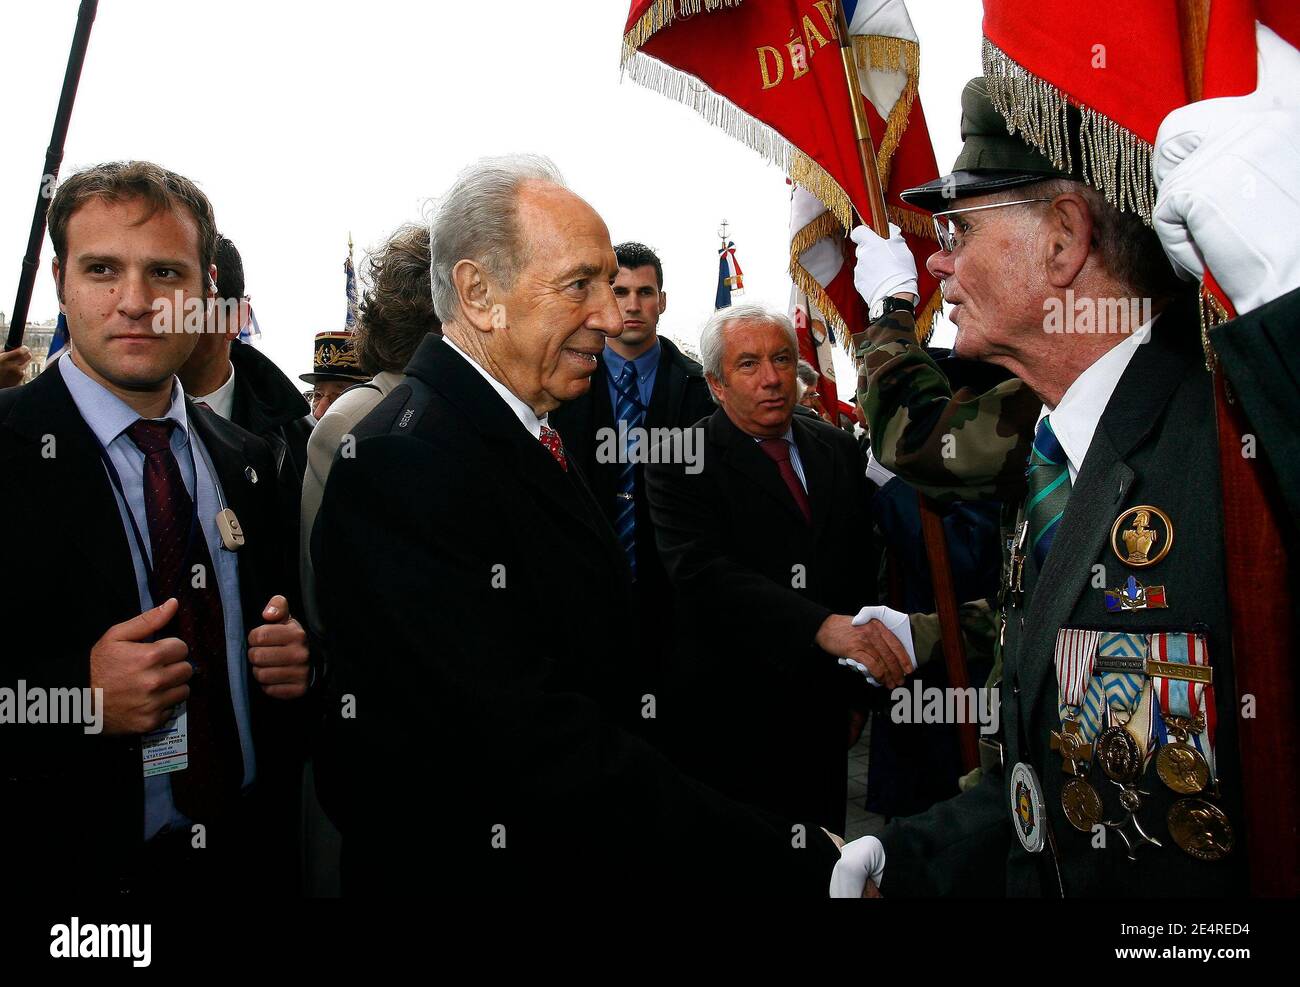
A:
[1038,317,1155,483]
[189,360,237,421]
[441,334,549,438]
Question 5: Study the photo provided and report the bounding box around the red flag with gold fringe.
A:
[788,0,944,364]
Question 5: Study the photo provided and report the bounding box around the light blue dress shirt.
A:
[60,354,255,840]
[604,340,660,419]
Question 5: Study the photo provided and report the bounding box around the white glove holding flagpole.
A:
[1152,24,1300,314]
[851,222,919,309]
[830,834,886,897]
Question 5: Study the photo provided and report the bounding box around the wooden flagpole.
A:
[1176,0,1298,898]
[834,0,979,774]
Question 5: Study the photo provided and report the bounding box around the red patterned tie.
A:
[539,424,568,471]
[125,419,243,821]
[757,437,812,525]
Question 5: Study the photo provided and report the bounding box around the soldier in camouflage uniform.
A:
[830,78,1247,898]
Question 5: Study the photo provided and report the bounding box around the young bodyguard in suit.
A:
[314,156,846,895]
[549,242,715,694]
[0,162,311,895]
[644,305,901,835]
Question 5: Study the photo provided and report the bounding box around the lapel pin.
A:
[1110,505,1173,568]
[245,465,258,485]
[1104,574,1167,612]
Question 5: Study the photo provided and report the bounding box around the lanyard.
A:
[95,427,201,607]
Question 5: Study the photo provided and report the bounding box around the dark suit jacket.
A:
[879,302,1249,897]
[229,341,313,617]
[550,338,715,672]
[228,339,312,490]
[645,408,880,833]
[313,335,839,895]
[0,363,308,893]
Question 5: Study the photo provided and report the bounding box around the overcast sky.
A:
[1,0,984,384]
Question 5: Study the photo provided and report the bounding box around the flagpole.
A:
[835,0,979,774]
[834,1,889,237]
[1176,0,1298,898]
[6,0,99,352]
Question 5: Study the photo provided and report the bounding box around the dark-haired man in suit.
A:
[550,241,714,699]
[0,161,311,895]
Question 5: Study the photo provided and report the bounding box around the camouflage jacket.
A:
[853,309,1042,680]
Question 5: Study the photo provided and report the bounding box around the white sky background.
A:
[1,0,985,386]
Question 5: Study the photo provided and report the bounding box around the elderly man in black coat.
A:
[314,156,849,896]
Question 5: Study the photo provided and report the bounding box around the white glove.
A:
[838,605,918,686]
[851,223,918,309]
[1152,24,1300,314]
[830,834,885,897]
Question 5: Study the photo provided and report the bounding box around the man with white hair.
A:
[645,303,904,834]
[313,156,847,895]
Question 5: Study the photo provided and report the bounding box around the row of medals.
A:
[1055,711,1234,861]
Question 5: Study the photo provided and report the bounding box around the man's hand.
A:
[830,834,886,898]
[1153,24,1300,314]
[247,595,310,699]
[90,598,193,735]
[850,222,918,309]
[816,614,911,689]
[0,347,32,389]
[821,828,846,850]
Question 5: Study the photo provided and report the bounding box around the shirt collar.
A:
[188,361,237,421]
[749,424,796,446]
[605,340,660,383]
[59,351,191,449]
[1038,316,1155,476]
[441,334,546,439]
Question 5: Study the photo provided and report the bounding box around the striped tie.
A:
[1024,415,1071,567]
[613,361,644,580]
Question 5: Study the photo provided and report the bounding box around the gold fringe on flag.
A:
[914,283,943,346]
[623,51,856,230]
[888,203,931,240]
[621,0,743,66]
[1198,284,1230,372]
[790,210,842,265]
[790,257,851,346]
[852,35,921,190]
[981,37,1156,226]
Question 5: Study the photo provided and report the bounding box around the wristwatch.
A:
[869,295,916,322]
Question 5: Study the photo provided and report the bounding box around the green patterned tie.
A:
[1025,415,1071,567]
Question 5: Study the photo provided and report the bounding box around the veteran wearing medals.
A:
[828,64,1300,895]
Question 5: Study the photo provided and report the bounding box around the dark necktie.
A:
[125,419,242,822]
[757,436,812,525]
[1024,415,1072,567]
[612,362,645,580]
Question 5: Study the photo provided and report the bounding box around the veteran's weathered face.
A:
[925,192,1049,369]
